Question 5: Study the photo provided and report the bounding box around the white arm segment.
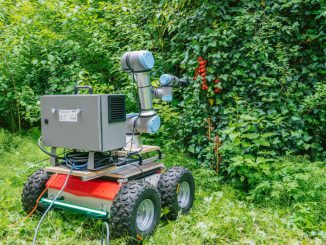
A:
[153,74,188,102]
[120,51,160,135]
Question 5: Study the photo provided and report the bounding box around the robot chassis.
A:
[21,50,195,241]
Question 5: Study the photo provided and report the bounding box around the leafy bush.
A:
[249,157,326,232]
[0,0,325,196]
[0,0,157,130]
[249,157,325,204]
[159,0,326,192]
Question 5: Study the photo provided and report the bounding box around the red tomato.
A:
[201,73,207,77]
[214,79,220,84]
[199,61,206,66]
[197,56,203,61]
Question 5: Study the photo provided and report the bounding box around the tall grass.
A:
[0,130,324,244]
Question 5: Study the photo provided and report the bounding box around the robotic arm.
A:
[120,50,187,147]
[153,74,188,102]
[121,50,160,135]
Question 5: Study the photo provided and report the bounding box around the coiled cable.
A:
[62,152,113,170]
[38,137,114,170]
[32,167,73,245]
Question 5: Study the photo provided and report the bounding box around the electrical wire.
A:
[30,157,51,165]
[38,137,113,170]
[9,174,60,228]
[25,174,58,219]
[38,137,64,159]
[39,134,141,171]
[62,152,113,170]
[123,115,145,177]
[128,161,145,179]
[101,221,110,245]
[32,167,73,245]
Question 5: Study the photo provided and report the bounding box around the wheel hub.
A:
[136,199,155,232]
[177,181,190,208]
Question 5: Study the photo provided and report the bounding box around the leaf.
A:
[229,132,240,141]
[240,115,257,121]
[254,139,270,147]
[242,133,259,139]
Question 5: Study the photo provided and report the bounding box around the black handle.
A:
[74,86,93,94]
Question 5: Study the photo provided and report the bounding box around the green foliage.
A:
[0,0,157,130]
[249,157,325,203]
[248,157,326,233]
[170,1,325,158]
[0,131,325,243]
[0,0,325,221]
[155,0,326,193]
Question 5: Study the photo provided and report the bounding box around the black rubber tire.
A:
[109,180,161,241]
[21,168,52,214]
[157,166,195,220]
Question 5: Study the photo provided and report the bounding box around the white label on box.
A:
[58,110,78,122]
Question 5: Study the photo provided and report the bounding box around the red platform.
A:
[46,174,120,201]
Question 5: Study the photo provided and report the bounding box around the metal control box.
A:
[41,94,126,152]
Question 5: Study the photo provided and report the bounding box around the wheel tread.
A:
[157,166,195,219]
[21,168,52,214]
[110,180,161,239]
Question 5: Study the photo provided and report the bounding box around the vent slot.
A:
[108,95,126,123]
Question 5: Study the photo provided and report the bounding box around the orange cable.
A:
[10,174,59,227]
[24,187,49,220]
[26,173,59,218]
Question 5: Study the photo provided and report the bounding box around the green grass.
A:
[0,129,324,244]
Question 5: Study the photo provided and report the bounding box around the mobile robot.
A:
[21,50,195,242]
